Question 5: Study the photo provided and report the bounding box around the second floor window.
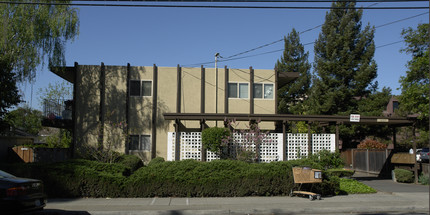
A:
[254,83,273,99]
[228,82,248,99]
[130,80,152,97]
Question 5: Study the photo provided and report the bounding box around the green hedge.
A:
[325,169,355,178]
[394,168,414,183]
[0,158,340,198]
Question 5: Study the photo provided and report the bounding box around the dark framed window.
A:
[228,82,248,99]
[129,80,152,97]
[142,81,152,97]
[130,80,141,96]
[129,135,151,151]
[253,83,273,99]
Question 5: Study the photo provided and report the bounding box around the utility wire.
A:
[182,11,429,67]
[73,0,429,2]
[0,1,427,9]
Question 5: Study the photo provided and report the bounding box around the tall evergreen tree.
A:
[308,0,377,115]
[275,28,311,114]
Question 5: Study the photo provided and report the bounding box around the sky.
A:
[18,0,429,111]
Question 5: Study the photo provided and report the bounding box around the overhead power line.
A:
[0,1,428,9]
[72,0,429,2]
[182,11,428,67]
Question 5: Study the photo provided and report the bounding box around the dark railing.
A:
[43,99,73,120]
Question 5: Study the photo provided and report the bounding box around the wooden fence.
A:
[341,149,391,175]
[11,146,71,163]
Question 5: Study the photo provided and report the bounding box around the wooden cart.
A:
[290,167,323,200]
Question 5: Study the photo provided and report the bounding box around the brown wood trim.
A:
[99,62,106,148]
[177,65,181,113]
[72,62,78,158]
[307,122,312,155]
[250,67,254,114]
[152,64,158,159]
[125,63,131,154]
[163,113,416,126]
[201,65,205,114]
[282,120,287,161]
[175,120,180,161]
[224,66,228,114]
[275,69,279,115]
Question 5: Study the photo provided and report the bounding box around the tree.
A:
[0,1,79,117]
[308,0,377,115]
[398,23,429,123]
[398,23,429,146]
[4,106,43,136]
[275,28,311,114]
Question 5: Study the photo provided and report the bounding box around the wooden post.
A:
[200,120,206,162]
[175,119,180,161]
[283,120,287,161]
[308,122,312,155]
[152,64,158,159]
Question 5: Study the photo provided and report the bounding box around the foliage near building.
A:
[0,1,79,117]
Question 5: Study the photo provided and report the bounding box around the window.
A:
[129,135,151,151]
[228,82,248,99]
[130,81,141,96]
[253,83,273,99]
[142,81,152,96]
[129,80,152,97]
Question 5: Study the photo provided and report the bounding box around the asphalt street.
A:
[21,172,429,215]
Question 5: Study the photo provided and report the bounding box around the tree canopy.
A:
[398,23,429,122]
[307,1,377,115]
[0,1,79,117]
[275,28,311,114]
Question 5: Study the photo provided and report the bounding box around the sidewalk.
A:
[25,172,429,215]
[38,191,429,215]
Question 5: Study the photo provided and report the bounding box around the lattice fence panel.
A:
[287,133,309,160]
[312,134,335,153]
[180,132,202,160]
[259,133,283,162]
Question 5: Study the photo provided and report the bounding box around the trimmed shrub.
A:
[325,169,355,178]
[394,168,414,183]
[0,157,342,198]
[339,178,377,194]
[117,154,144,173]
[148,157,165,166]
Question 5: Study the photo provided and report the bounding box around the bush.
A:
[418,173,429,185]
[117,154,144,173]
[325,169,355,178]
[307,150,345,170]
[394,168,414,183]
[148,157,165,166]
[357,139,387,149]
[339,178,377,194]
[202,127,231,157]
[0,157,342,198]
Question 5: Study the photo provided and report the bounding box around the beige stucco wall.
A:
[74,64,277,161]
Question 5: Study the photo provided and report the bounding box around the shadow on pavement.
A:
[20,209,90,215]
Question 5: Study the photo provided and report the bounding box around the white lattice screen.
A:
[287,133,308,160]
[167,132,334,162]
[312,134,336,153]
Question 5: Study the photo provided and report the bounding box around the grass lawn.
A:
[339,178,377,194]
